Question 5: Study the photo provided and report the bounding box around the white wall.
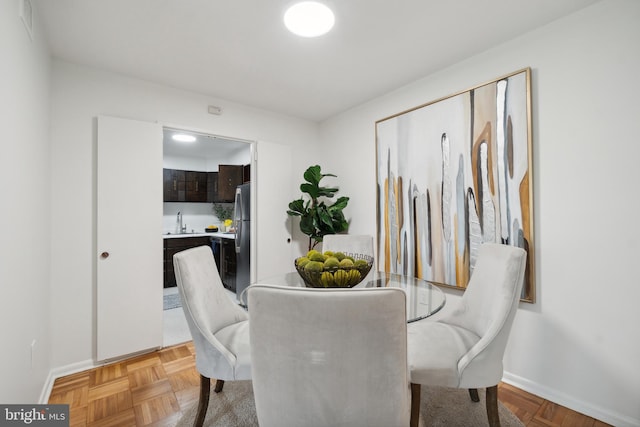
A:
[0,0,52,403]
[49,60,320,370]
[319,1,640,425]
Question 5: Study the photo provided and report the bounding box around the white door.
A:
[255,141,293,280]
[97,115,163,361]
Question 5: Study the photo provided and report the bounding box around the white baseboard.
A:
[502,371,640,427]
[39,359,97,404]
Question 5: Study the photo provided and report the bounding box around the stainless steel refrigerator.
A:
[233,183,251,297]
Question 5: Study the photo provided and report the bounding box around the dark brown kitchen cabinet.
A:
[243,164,250,183]
[164,166,243,203]
[211,236,236,291]
[164,168,208,202]
[220,238,237,291]
[163,169,186,202]
[163,236,212,288]
[185,171,208,202]
[207,172,219,202]
[217,165,243,202]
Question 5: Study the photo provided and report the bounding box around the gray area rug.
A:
[164,292,182,310]
[177,381,524,427]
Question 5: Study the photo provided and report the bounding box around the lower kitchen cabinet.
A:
[221,238,237,291]
[163,236,212,288]
[211,236,237,291]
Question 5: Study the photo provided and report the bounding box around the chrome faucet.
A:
[176,211,183,234]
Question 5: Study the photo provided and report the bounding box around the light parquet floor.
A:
[49,342,612,427]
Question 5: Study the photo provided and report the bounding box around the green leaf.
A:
[287,199,306,216]
[316,205,333,228]
[328,196,349,211]
[316,186,339,198]
[300,182,319,199]
[299,215,317,236]
[303,165,322,185]
[303,165,337,186]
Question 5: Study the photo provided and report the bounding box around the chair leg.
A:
[410,383,421,427]
[468,388,480,402]
[194,375,210,427]
[214,379,225,393]
[486,385,500,427]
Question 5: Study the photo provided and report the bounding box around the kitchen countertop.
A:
[163,232,235,240]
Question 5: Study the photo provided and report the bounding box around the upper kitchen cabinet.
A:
[185,171,208,202]
[164,167,244,202]
[217,164,244,202]
[207,172,219,203]
[164,168,208,202]
[163,168,186,202]
[243,164,250,183]
[163,168,209,202]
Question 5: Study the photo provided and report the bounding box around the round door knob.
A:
[100,252,110,259]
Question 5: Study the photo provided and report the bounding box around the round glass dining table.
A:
[241,271,446,323]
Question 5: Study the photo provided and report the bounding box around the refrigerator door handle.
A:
[235,221,243,254]
[234,187,242,253]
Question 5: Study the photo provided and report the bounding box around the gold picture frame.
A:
[375,68,535,302]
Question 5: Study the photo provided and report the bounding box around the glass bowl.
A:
[294,252,373,288]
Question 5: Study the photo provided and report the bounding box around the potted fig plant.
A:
[287,165,349,250]
[212,203,234,231]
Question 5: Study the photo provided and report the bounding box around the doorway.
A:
[161,127,253,347]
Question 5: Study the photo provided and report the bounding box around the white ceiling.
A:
[35,0,599,122]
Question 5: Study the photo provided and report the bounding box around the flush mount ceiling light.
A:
[172,134,196,143]
[284,1,335,37]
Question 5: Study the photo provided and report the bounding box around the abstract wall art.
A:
[375,68,535,302]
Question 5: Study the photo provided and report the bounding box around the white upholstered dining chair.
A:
[248,284,411,427]
[322,233,374,258]
[407,243,527,427]
[323,234,375,281]
[173,245,251,427]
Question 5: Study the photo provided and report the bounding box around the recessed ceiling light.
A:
[172,134,196,143]
[284,1,335,38]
